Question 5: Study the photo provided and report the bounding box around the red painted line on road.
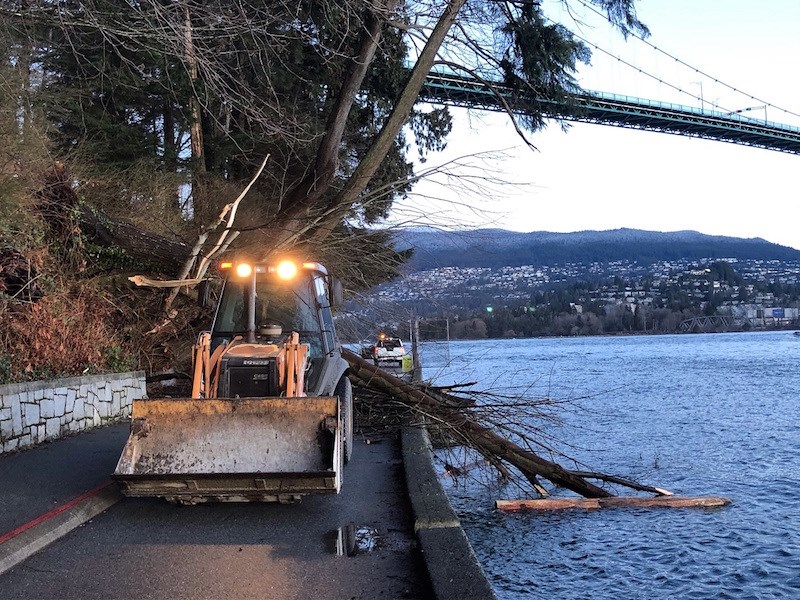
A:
[0,481,115,545]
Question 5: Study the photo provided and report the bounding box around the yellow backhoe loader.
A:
[113,259,352,504]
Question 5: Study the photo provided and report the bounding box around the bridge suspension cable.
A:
[569,0,800,121]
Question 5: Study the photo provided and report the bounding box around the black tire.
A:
[335,376,353,464]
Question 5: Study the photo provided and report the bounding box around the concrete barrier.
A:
[0,371,145,454]
[401,425,497,600]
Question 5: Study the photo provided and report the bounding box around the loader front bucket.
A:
[112,396,341,504]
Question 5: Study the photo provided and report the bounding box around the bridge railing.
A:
[582,90,800,132]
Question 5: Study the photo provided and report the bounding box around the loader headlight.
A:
[235,263,253,278]
[276,260,298,280]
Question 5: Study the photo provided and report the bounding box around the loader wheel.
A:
[335,376,353,464]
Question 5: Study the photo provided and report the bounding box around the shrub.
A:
[0,282,136,383]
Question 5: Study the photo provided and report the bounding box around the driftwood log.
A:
[496,496,732,511]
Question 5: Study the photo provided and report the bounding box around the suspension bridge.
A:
[419,72,800,155]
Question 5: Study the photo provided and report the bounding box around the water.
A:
[421,331,800,599]
[323,524,381,556]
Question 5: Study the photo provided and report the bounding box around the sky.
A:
[391,0,800,251]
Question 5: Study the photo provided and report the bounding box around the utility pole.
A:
[411,317,421,382]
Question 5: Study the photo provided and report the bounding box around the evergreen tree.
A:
[0,0,647,284]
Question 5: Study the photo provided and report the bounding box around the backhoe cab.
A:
[113,259,352,504]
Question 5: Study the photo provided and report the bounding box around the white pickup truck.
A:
[361,334,407,364]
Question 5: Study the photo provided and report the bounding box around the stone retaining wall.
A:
[0,371,145,454]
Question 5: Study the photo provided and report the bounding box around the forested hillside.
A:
[0,0,648,382]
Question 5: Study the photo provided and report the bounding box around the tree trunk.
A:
[270,6,385,250]
[307,0,468,245]
[343,349,613,498]
[271,0,467,251]
[79,204,191,271]
[163,99,177,173]
[184,2,205,175]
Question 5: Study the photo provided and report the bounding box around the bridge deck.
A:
[419,73,800,154]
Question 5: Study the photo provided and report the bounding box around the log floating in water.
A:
[496,496,732,511]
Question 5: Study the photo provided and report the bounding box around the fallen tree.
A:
[343,348,682,500]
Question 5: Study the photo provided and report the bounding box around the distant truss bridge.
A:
[679,315,761,332]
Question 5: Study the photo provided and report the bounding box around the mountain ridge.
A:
[392,228,800,270]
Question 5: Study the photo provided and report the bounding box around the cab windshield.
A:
[212,274,322,354]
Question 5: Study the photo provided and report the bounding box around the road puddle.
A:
[324,524,381,556]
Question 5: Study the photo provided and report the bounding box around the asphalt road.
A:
[0,424,433,600]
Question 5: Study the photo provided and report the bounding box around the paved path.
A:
[0,424,434,599]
